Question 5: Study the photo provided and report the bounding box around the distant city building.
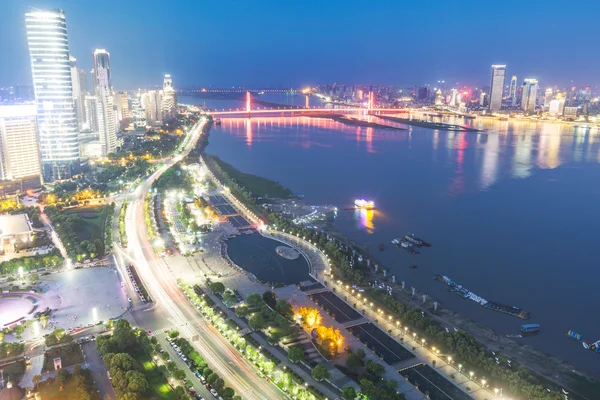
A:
[563,106,578,120]
[161,74,177,121]
[488,65,506,111]
[449,89,458,106]
[113,91,130,121]
[25,8,80,180]
[85,95,100,133]
[417,86,429,101]
[0,105,43,188]
[78,68,88,94]
[69,55,86,130]
[509,75,518,107]
[434,89,443,105]
[544,88,553,107]
[92,49,117,155]
[479,92,487,107]
[548,99,565,116]
[130,96,146,128]
[15,85,33,100]
[521,78,538,113]
[141,90,163,125]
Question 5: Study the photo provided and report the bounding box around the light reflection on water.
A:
[182,95,600,373]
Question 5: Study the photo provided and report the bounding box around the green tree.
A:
[112,319,137,352]
[234,305,249,318]
[168,330,180,339]
[110,353,137,372]
[311,363,330,381]
[341,385,356,400]
[346,353,362,372]
[213,377,225,391]
[202,367,213,377]
[220,387,235,399]
[32,374,42,389]
[355,348,366,360]
[125,370,148,394]
[366,360,385,380]
[174,369,186,380]
[248,313,266,330]
[167,361,177,372]
[209,282,225,294]
[72,364,82,376]
[287,346,305,363]
[276,299,294,319]
[262,290,277,308]
[40,315,50,328]
[207,372,219,384]
[245,293,263,307]
[94,239,105,257]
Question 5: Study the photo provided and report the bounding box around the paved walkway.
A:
[20,355,44,388]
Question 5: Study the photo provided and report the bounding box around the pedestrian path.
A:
[20,355,43,388]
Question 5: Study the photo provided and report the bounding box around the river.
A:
[180,93,600,375]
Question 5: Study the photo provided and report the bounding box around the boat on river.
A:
[567,330,600,353]
[433,274,531,319]
[402,234,431,247]
[521,324,540,334]
[354,199,375,210]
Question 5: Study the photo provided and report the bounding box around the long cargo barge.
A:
[567,330,600,353]
[434,274,530,319]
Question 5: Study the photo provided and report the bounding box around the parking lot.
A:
[401,364,473,400]
[227,215,250,228]
[215,205,237,215]
[208,195,227,205]
[348,323,415,365]
[310,291,362,323]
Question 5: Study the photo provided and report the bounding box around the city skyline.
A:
[1,0,600,89]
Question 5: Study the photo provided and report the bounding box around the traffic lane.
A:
[127,124,287,400]
[130,184,285,395]
[82,341,116,400]
[156,333,212,399]
[133,214,276,400]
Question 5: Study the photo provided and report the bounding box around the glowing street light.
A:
[33,321,40,337]
[18,266,24,279]
[469,371,474,380]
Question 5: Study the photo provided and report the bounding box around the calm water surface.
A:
[181,95,600,374]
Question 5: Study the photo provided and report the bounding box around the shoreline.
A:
[199,120,599,399]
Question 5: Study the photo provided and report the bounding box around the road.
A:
[82,341,117,400]
[123,121,287,400]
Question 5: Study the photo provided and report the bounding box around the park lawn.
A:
[141,356,177,400]
[63,206,109,242]
[42,343,84,372]
[37,377,79,400]
[207,154,294,199]
[1,360,25,382]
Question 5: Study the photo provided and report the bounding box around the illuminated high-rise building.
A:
[521,79,539,113]
[509,75,518,106]
[0,105,43,188]
[161,74,177,121]
[488,65,506,111]
[113,91,130,121]
[544,88,553,107]
[69,56,85,130]
[25,8,79,180]
[449,89,458,106]
[92,49,117,155]
[85,95,99,132]
[142,90,163,125]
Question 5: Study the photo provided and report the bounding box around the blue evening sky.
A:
[1,0,598,89]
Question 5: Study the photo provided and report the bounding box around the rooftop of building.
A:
[0,214,33,237]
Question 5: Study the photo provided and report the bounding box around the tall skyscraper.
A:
[161,74,177,121]
[92,49,117,155]
[509,75,518,106]
[69,56,85,130]
[0,105,43,187]
[488,65,506,111]
[141,90,163,125]
[449,89,458,106]
[521,79,539,113]
[25,8,79,180]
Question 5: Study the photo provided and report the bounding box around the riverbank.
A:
[200,122,600,399]
[376,115,482,132]
[204,154,295,199]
